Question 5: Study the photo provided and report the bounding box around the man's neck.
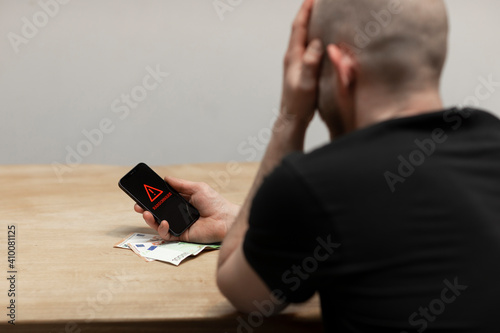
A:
[355,88,444,130]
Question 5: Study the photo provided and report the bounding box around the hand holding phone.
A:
[119,163,200,237]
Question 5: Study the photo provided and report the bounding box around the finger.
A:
[164,176,198,196]
[300,39,324,90]
[179,193,190,201]
[157,220,169,239]
[288,0,315,56]
[158,220,179,241]
[143,211,159,231]
[134,204,145,213]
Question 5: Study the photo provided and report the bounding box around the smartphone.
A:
[118,163,200,236]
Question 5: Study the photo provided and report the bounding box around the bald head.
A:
[310,0,449,92]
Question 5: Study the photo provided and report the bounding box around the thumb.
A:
[164,176,196,196]
[158,220,178,241]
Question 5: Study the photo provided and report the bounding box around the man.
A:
[136,0,500,331]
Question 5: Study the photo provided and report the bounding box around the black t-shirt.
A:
[243,108,500,332]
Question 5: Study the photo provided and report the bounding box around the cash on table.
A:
[114,232,220,266]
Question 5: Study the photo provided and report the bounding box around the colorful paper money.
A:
[114,232,220,266]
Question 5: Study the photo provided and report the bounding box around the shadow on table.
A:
[12,316,323,333]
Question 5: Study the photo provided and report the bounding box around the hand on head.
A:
[278,0,324,129]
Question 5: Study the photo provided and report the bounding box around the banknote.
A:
[115,232,220,265]
[114,232,163,249]
[128,242,190,265]
[128,241,220,266]
[128,240,167,262]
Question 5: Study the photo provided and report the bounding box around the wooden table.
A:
[0,164,322,332]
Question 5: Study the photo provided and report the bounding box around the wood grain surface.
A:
[0,164,321,332]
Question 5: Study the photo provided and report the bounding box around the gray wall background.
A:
[1,0,499,169]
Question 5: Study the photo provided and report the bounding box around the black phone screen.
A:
[119,163,200,236]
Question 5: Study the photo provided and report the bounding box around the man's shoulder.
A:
[285,107,500,176]
[282,119,393,178]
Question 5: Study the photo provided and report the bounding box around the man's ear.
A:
[326,44,356,94]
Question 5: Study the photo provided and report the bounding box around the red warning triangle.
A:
[144,184,163,202]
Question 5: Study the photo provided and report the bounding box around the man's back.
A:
[244,108,500,332]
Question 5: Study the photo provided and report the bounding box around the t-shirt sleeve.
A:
[243,155,331,303]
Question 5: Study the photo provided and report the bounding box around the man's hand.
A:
[279,0,323,127]
[134,176,240,244]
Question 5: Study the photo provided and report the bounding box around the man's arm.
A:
[216,0,323,314]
